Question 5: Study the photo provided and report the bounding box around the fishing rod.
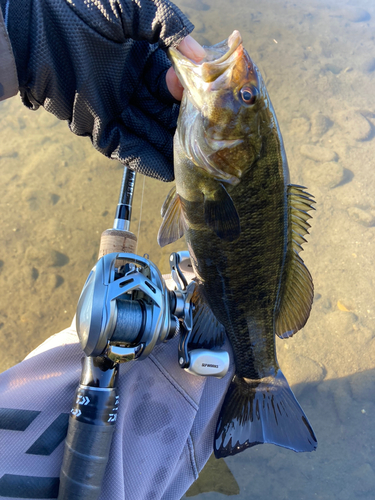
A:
[57,167,230,500]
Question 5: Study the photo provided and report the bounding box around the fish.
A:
[158,30,317,458]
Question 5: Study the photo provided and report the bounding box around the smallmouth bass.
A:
[158,31,317,458]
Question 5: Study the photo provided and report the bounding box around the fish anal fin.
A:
[203,183,241,242]
[275,185,315,339]
[157,190,186,248]
[190,281,226,349]
[214,371,317,458]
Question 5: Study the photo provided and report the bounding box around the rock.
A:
[347,206,374,227]
[304,161,344,189]
[300,145,338,163]
[361,58,375,74]
[336,109,372,141]
[311,111,332,139]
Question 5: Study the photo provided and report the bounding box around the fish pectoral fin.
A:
[203,183,241,242]
[157,189,186,248]
[189,280,226,349]
[214,372,317,459]
[275,184,315,339]
[160,185,176,218]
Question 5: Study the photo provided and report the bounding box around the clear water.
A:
[1,0,375,498]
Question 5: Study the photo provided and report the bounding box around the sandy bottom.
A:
[1,0,375,498]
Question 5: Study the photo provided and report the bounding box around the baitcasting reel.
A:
[76,250,229,378]
[57,167,229,500]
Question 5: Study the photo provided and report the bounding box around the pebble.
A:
[304,161,344,189]
[300,145,338,163]
[347,206,374,227]
[311,111,332,139]
[336,109,372,141]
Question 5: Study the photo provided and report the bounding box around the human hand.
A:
[166,35,206,100]
[1,0,197,181]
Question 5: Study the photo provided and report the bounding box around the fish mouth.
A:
[168,30,244,94]
[170,31,248,185]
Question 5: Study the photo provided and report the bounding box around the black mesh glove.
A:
[1,0,194,181]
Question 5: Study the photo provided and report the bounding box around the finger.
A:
[166,67,184,101]
[178,35,206,62]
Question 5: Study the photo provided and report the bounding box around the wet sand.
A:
[1,0,375,498]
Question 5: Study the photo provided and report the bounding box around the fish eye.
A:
[240,86,257,105]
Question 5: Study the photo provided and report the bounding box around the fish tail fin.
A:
[214,370,317,458]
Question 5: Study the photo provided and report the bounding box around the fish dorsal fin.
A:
[275,185,315,339]
[157,187,186,248]
[190,280,226,349]
[203,183,241,242]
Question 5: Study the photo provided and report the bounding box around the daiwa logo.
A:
[202,363,219,368]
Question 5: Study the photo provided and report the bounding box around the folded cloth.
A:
[0,311,233,499]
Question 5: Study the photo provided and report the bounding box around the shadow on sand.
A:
[185,369,375,499]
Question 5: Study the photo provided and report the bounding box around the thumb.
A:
[166,36,206,100]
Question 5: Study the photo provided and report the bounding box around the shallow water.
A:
[1,0,375,498]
